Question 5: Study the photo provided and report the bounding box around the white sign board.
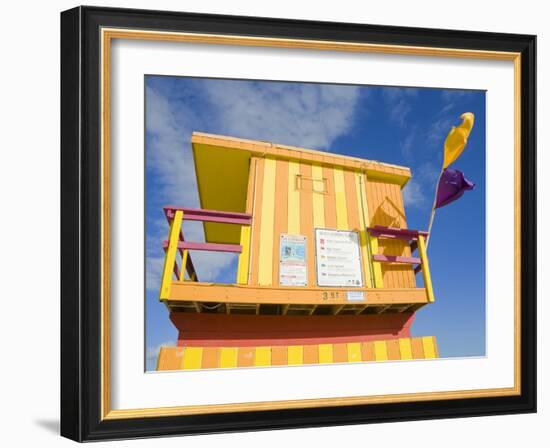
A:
[315,229,363,287]
[279,234,307,286]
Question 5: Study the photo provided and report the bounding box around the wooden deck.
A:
[161,282,429,315]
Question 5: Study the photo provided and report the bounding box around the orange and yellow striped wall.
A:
[365,178,416,289]
[157,336,438,371]
[240,156,416,290]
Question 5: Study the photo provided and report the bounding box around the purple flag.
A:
[435,168,475,209]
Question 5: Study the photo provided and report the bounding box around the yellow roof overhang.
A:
[192,142,251,245]
[191,132,412,245]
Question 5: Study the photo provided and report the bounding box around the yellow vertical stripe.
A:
[179,249,188,281]
[318,344,333,364]
[219,347,238,368]
[287,345,304,365]
[255,347,271,366]
[374,341,388,361]
[236,226,251,284]
[347,342,362,362]
[311,164,325,229]
[258,158,276,285]
[368,234,384,288]
[333,167,348,229]
[287,160,300,234]
[182,347,203,370]
[399,338,413,360]
[422,336,437,359]
[160,210,183,299]
[355,172,373,288]
[417,235,435,302]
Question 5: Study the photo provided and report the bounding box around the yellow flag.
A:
[443,112,475,169]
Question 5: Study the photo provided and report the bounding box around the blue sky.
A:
[144,76,486,371]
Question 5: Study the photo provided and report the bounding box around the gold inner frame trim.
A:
[100,27,522,420]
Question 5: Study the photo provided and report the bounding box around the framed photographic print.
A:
[60,6,536,441]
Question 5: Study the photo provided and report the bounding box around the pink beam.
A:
[164,206,252,225]
[368,226,429,241]
[372,254,421,264]
[180,214,251,226]
[163,240,242,253]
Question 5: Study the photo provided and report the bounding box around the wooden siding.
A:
[247,157,375,288]
[365,178,416,289]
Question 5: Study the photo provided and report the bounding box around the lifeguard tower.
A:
[157,132,438,370]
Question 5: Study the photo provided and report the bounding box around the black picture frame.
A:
[61,5,536,442]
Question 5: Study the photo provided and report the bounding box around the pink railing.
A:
[162,206,253,283]
[366,225,434,302]
[367,225,429,274]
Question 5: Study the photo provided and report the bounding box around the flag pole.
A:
[425,169,443,250]
[425,112,474,251]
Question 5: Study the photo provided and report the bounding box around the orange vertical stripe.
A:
[385,183,407,288]
[245,157,257,214]
[365,176,376,222]
[390,182,415,288]
[378,181,394,287]
[303,344,319,364]
[386,339,401,360]
[387,182,407,288]
[237,347,255,367]
[201,347,220,369]
[343,169,366,286]
[323,166,337,229]
[273,159,289,285]
[343,170,360,232]
[271,346,288,366]
[249,158,264,286]
[156,347,185,371]
[411,337,425,359]
[333,343,348,363]
[300,163,315,287]
[236,156,258,285]
[361,341,376,362]
[367,179,395,288]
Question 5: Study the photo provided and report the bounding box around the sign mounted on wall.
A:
[315,229,363,287]
[279,234,307,286]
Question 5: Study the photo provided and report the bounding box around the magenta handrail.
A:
[367,225,429,274]
[163,240,243,253]
[162,206,253,283]
[367,225,429,241]
[372,254,422,264]
[164,206,252,225]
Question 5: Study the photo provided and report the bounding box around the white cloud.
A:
[202,81,360,149]
[438,102,455,115]
[403,161,441,211]
[426,116,454,148]
[400,127,417,160]
[418,162,441,186]
[145,255,164,292]
[145,87,200,207]
[382,87,419,128]
[146,340,177,364]
[402,178,428,209]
